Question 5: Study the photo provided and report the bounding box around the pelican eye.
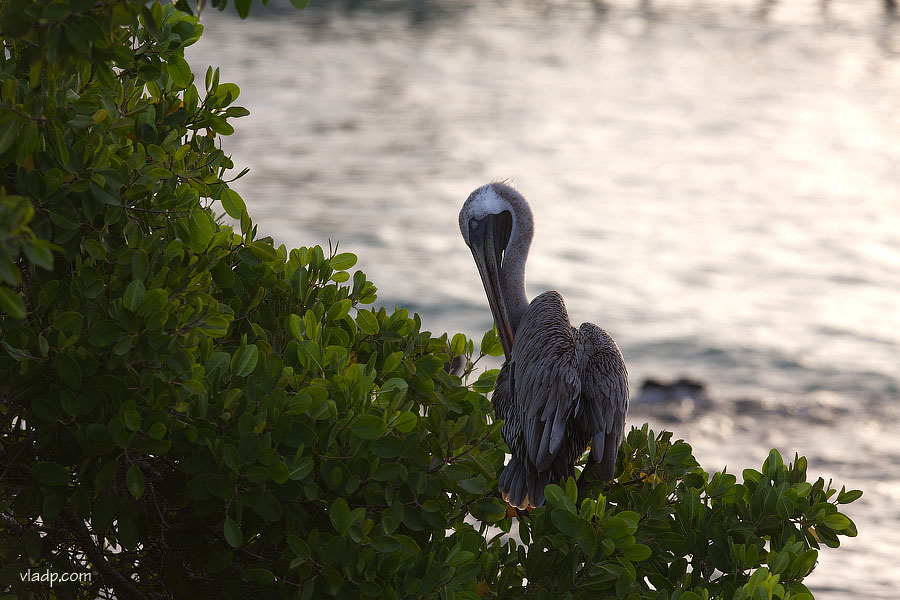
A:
[468,218,481,237]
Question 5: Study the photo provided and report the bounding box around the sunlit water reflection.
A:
[186,1,900,595]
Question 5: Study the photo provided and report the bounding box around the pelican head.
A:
[459,182,534,360]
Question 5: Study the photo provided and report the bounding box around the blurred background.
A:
[186,1,899,596]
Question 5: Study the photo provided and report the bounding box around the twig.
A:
[62,509,154,600]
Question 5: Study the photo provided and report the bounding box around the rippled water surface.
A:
[187,1,900,595]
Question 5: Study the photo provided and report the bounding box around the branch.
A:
[61,509,156,600]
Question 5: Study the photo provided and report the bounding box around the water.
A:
[186,1,900,596]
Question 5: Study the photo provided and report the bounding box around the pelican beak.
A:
[468,213,515,360]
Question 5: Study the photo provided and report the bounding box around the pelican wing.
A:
[575,323,629,480]
[509,291,581,472]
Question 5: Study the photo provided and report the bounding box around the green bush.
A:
[0,1,860,599]
[510,431,861,600]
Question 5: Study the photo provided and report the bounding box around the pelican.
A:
[459,182,628,509]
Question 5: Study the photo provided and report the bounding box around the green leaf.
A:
[83,239,106,260]
[138,288,168,317]
[565,476,578,504]
[0,116,18,154]
[167,55,193,88]
[243,568,275,585]
[23,240,54,271]
[473,369,499,393]
[64,21,89,53]
[769,549,790,574]
[232,344,259,377]
[32,462,69,486]
[0,250,22,287]
[225,106,251,118]
[600,516,636,539]
[184,378,206,397]
[763,448,784,476]
[208,116,234,135]
[24,529,41,559]
[113,336,134,356]
[189,209,214,249]
[822,513,851,530]
[787,583,814,600]
[223,518,242,548]
[837,489,863,504]
[124,410,141,432]
[791,549,818,577]
[54,311,82,333]
[450,332,467,357]
[351,415,386,440]
[134,438,170,455]
[0,286,26,319]
[569,516,597,556]
[210,262,235,288]
[325,299,351,322]
[329,252,357,271]
[95,459,119,490]
[381,378,408,395]
[53,353,82,390]
[126,466,145,498]
[329,497,350,535]
[371,436,403,459]
[123,279,146,311]
[132,250,149,280]
[48,207,80,231]
[141,4,163,40]
[288,314,303,341]
[664,441,693,465]
[458,477,486,495]
[287,534,311,560]
[290,0,310,8]
[415,354,444,375]
[373,462,404,482]
[370,536,399,553]
[394,534,420,555]
[147,422,167,440]
[204,352,230,379]
[382,351,403,374]
[290,457,314,481]
[221,188,247,219]
[270,461,290,484]
[545,484,576,513]
[551,509,580,537]
[743,468,763,485]
[89,320,121,347]
[355,309,379,335]
[90,183,120,206]
[168,348,192,373]
[394,410,417,433]
[480,327,504,357]
[623,543,651,562]
[776,495,794,520]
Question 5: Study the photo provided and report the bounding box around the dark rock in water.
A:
[733,398,771,416]
[632,377,854,426]
[631,377,715,421]
[732,395,850,424]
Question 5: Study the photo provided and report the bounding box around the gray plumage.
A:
[460,182,628,509]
